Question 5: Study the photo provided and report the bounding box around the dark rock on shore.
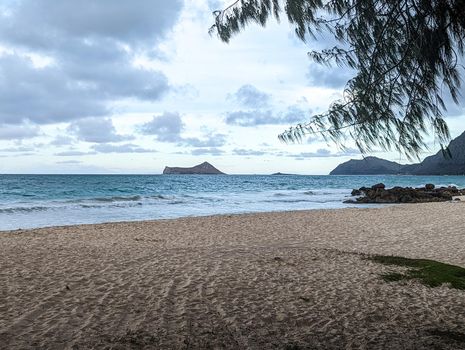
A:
[372,183,386,190]
[345,184,465,204]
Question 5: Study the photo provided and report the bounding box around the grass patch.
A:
[367,255,465,290]
[381,272,405,282]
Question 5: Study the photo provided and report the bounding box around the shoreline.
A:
[3,201,465,348]
[3,201,464,264]
[1,205,389,234]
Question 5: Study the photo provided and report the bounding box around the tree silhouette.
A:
[210,0,465,158]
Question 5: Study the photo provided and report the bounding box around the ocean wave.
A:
[181,195,224,203]
[303,191,315,195]
[150,194,169,200]
[93,195,142,202]
[80,202,145,209]
[263,199,316,203]
[0,206,49,213]
[273,193,290,197]
[65,194,173,204]
[167,200,186,205]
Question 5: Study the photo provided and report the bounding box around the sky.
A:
[0,0,464,175]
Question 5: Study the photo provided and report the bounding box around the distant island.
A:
[271,172,296,176]
[163,161,225,175]
[331,131,465,175]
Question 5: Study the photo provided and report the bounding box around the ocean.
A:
[1,174,465,231]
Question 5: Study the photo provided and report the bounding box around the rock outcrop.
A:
[330,131,465,175]
[345,183,465,204]
[163,162,225,175]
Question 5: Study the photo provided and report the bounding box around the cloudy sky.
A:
[0,0,464,174]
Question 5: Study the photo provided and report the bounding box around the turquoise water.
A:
[1,174,465,231]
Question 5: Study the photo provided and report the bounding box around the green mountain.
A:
[330,131,465,175]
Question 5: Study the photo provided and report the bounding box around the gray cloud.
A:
[0,0,183,49]
[341,147,361,155]
[225,105,309,126]
[296,149,332,158]
[306,64,355,89]
[0,146,35,153]
[0,123,41,140]
[292,147,360,159]
[139,112,227,148]
[0,51,169,125]
[225,110,272,126]
[139,112,184,142]
[68,118,133,143]
[191,148,224,156]
[228,84,271,108]
[233,149,266,156]
[282,105,311,123]
[55,150,96,156]
[91,143,155,154]
[181,133,227,148]
[56,160,82,164]
[49,135,75,146]
[0,0,183,125]
[2,152,36,157]
[306,134,325,144]
[0,55,107,124]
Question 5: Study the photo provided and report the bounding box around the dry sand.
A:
[2,202,465,349]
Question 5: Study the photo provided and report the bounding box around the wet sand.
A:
[2,202,465,349]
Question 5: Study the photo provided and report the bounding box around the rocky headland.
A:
[163,161,225,175]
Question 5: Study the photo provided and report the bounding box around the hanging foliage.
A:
[210,0,465,159]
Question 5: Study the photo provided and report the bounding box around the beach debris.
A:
[345,184,465,204]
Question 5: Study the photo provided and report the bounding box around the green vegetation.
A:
[210,1,465,159]
[368,255,465,290]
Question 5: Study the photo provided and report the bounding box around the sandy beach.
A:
[2,202,465,349]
